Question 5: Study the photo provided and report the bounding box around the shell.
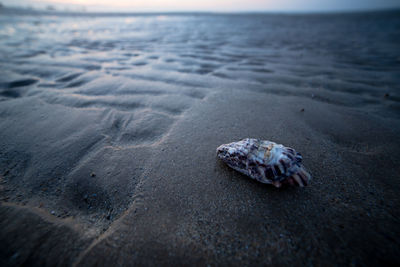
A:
[216,138,311,188]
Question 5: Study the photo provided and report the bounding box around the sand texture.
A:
[0,9,400,266]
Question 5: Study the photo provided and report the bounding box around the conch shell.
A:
[217,138,311,188]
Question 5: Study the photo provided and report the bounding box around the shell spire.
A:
[216,138,311,188]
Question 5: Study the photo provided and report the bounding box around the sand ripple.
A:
[0,11,399,234]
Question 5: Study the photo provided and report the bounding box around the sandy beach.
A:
[1,8,400,266]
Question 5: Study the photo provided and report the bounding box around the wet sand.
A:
[1,9,400,266]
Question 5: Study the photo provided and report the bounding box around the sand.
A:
[1,9,400,266]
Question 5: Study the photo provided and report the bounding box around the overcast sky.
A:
[2,0,400,12]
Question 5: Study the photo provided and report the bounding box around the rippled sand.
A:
[0,9,400,266]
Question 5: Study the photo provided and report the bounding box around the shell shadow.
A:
[215,159,299,195]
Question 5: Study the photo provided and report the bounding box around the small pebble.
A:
[90,172,96,177]
[300,108,305,112]
[51,210,55,215]
[384,93,389,98]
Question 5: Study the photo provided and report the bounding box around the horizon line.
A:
[1,4,400,15]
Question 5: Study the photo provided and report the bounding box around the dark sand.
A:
[1,9,400,266]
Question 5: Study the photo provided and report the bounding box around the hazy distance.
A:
[1,0,400,13]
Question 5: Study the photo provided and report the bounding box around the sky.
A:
[2,0,400,12]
